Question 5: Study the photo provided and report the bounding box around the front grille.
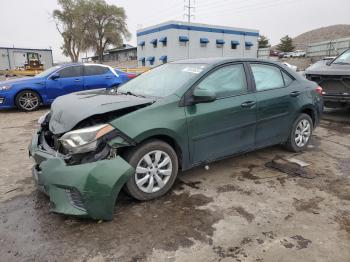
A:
[65,188,86,211]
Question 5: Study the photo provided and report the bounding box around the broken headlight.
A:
[59,124,115,154]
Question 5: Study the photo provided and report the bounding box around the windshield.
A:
[333,49,350,64]
[35,65,62,78]
[118,63,208,97]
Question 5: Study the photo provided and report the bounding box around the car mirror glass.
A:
[192,88,216,104]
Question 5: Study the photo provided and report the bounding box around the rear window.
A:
[84,65,110,76]
[251,64,294,91]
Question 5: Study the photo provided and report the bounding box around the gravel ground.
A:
[0,108,350,262]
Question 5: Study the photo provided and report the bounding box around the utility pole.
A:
[184,0,195,23]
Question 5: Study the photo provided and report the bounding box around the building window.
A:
[179,36,189,46]
[216,39,225,48]
[159,37,167,47]
[245,42,253,50]
[139,57,145,67]
[138,41,145,50]
[200,38,209,47]
[231,40,240,49]
[159,55,167,64]
[146,56,155,65]
[150,39,157,48]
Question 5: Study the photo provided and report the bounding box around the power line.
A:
[184,0,195,22]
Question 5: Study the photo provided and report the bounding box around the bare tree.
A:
[53,0,89,62]
[85,0,130,62]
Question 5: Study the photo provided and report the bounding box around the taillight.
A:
[126,73,137,79]
[315,86,323,95]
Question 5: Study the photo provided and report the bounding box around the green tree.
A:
[53,0,90,62]
[85,0,130,62]
[277,35,295,52]
[258,35,270,48]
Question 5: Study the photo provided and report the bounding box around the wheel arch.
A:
[298,105,317,126]
[14,88,43,105]
[133,129,187,170]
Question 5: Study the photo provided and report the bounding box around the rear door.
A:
[83,65,117,90]
[248,63,299,147]
[46,65,83,100]
[186,63,257,164]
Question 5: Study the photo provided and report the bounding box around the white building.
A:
[137,21,259,67]
[0,47,53,70]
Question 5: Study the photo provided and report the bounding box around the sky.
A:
[0,0,349,62]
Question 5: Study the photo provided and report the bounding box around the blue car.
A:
[0,63,124,111]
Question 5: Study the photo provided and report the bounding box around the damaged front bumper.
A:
[29,129,135,220]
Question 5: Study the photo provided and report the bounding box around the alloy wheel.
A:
[135,150,173,193]
[18,92,39,111]
[295,119,311,147]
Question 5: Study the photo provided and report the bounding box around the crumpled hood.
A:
[49,89,155,134]
[305,60,350,76]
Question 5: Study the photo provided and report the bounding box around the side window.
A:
[59,66,82,78]
[196,64,247,98]
[251,64,284,91]
[84,65,110,76]
[282,71,293,86]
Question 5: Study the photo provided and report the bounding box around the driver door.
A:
[46,65,84,101]
[185,63,257,165]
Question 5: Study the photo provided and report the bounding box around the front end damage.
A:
[29,113,136,220]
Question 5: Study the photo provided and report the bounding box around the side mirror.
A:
[191,88,216,104]
[50,73,60,80]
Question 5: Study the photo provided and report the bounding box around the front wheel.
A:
[285,113,313,152]
[124,139,179,201]
[15,90,41,111]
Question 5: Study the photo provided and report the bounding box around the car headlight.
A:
[0,85,11,91]
[59,124,115,154]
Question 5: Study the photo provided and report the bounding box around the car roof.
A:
[58,63,110,68]
[171,57,285,67]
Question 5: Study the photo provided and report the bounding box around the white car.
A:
[283,62,297,71]
[292,50,306,57]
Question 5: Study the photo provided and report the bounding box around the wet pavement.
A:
[0,108,350,262]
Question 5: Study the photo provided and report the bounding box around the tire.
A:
[124,139,179,201]
[285,113,313,152]
[15,90,41,111]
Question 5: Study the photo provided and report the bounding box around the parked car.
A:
[283,52,294,58]
[0,63,124,111]
[305,48,350,108]
[292,50,306,57]
[270,50,282,57]
[29,58,323,220]
[283,62,298,71]
[114,68,137,83]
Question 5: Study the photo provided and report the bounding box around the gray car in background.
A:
[305,49,350,108]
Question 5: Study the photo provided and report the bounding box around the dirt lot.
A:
[0,108,350,262]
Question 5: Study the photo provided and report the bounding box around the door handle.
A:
[290,91,301,97]
[105,76,112,79]
[74,79,81,82]
[241,101,256,108]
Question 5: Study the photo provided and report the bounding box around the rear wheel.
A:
[15,90,40,111]
[285,113,313,152]
[124,139,178,201]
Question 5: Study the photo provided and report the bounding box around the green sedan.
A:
[29,58,323,220]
